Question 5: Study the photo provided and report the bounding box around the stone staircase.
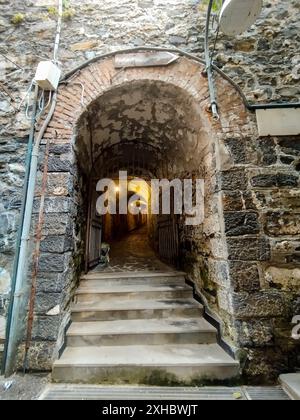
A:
[52,271,239,385]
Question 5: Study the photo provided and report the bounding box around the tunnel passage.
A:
[73,79,218,281]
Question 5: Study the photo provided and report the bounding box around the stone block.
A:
[227,237,270,261]
[223,138,247,164]
[33,197,72,214]
[224,212,260,236]
[264,266,300,292]
[208,259,230,288]
[38,253,66,272]
[257,138,277,166]
[40,235,73,253]
[46,172,73,196]
[217,170,248,191]
[253,189,300,211]
[36,272,66,293]
[34,292,62,314]
[278,137,300,156]
[264,212,300,236]
[17,342,57,371]
[222,191,256,211]
[251,173,298,188]
[232,291,288,319]
[47,156,73,173]
[270,239,300,265]
[235,319,274,347]
[36,213,71,236]
[32,315,61,341]
[242,348,292,383]
[229,261,260,292]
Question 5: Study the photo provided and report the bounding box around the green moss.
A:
[142,370,183,387]
[11,13,25,25]
[47,6,58,17]
[200,0,223,13]
[62,8,75,20]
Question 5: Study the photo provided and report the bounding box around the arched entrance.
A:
[76,79,212,275]
[24,53,254,378]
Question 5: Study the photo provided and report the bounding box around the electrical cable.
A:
[53,0,63,64]
[61,46,300,112]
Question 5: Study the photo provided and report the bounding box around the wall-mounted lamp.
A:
[205,0,263,120]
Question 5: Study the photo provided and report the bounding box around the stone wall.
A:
[0,0,300,380]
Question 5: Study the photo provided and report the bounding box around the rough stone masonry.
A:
[0,0,300,382]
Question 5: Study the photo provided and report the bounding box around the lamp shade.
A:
[219,0,263,36]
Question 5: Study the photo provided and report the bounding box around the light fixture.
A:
[204,0,263,120]
[219,0,263,36]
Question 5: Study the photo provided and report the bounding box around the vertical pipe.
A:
[1,85,39,376]
[23,138,50,372]
[4,94,57,376]
[204,0,220,120]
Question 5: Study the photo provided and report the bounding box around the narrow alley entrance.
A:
[95,225,171,273]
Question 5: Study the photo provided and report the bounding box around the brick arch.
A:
[44,56,249,144]
[31,55,258,371]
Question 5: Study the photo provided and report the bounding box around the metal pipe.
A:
[1,84,39,376]
[23,139,50,373]
[53,0,63,64]
[3,93,57,376]
[204,0,220,120]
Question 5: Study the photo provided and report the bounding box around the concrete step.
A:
[66,318,217,347]
[71,298,203,322]
[280,374,300,400]
[75,283,193,303]
[52,344,239,384]
[80,271,186,287]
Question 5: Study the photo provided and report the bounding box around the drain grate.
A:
[243,387,290,401]
[40,385,247,400]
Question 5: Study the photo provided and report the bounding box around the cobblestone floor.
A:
[93,226,171,273]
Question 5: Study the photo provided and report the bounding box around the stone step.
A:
[52,344,239,384]
[80,271,186,287]
[71,298,203,322]
[75,283,193,303]
[66,318,217,347]
[280,374,300,400]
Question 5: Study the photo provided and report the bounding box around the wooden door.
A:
[85,180,102,272]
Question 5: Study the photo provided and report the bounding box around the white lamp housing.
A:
[34,61,61,91]
[219,0,263,37]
